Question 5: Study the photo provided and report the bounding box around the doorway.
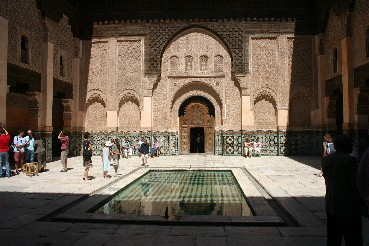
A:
[190,127,204,153]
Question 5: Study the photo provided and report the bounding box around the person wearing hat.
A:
[102,140,113,178]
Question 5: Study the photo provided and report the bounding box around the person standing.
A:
[140,138,150,167]
[13,130,25,174]
[358,137,369,219]
[0,125,11,177]
[136,137,143,157]
[24,129,35,163]
[110,138,121,176]
[122,137,132,159]
[58,131,69,172]
[243,137,253,158]
[322,134,363,246]
[82,132,92,180]
[102,141,113,178]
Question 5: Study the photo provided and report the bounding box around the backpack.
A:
[327,143,335,155]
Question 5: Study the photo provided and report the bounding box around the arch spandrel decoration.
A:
[179,102,214,154]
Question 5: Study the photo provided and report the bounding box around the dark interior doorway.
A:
[190,127,204,153]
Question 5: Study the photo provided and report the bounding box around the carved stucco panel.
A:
[251,38,278,107]
[0,0,8,17]
[118,100,141,131]
[352,0,369,67]
[254,99,277,130]
[85,101,107,131]
[46,16,74,83]
[117,40,143,108]
[323,9,346,79]
[287,37,313,111]
[7,0,42,72]
[87,41,108,104]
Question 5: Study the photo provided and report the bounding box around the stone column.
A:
[241,88,254,129]
[41,41,54,132]
[141,89,152,129]
[26,92,42,130]
[106,38,118,131]
[0,17,8,125]
[277,108,289,131]
[315,36,327,126]
[40,40,54,162]
[341,37,354,133]
[72,38,83,131]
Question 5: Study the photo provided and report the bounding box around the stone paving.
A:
[0,155,368,246]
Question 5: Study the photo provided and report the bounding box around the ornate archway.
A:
[179,100,215,154]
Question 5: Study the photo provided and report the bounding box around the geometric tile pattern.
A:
[94,170,252,217]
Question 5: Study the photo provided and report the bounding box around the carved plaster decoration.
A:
[118,98,140,131]
[254,98,277,130]
[289,91,312,127]
[7,0,43,72]
[85,99,107,131]
[45,15,74,83]
[352,0,369,67]
[26,92,41,118]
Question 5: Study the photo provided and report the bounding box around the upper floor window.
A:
[214,55,224,72]
[59,55,65,77]
[185,55,193,71]
[366,28,369,59]
[169,56,179,71]
[332,48,338,74]
[199,55,208,71]
[20,35,29,64]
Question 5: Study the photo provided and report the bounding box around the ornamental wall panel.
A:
[323,10,346,79]
[251,38,278,106]
[254,99,277,130]
[87,41,109,103]
[352,0,369,67]
[118,99,141,131]
[7,0,42,72]
[156,30,234,131]
[46,16,74,83]
[85,101,106,131]
[287,37,313,126]
[117,40,143,107]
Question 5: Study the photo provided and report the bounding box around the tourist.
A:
[323,133,335,156]
[140,138,150,167]
[253,137,262,156]
[122,137,132,158]
[322,134,363,246]
[243,137,253,158]
[358,137,369,219]
[24,129,35,163]
[136,137,143,157]
[110,138,121,176]
[58,131,69,172]
[102,140,113,178]
[13,130,25,174]
[0,125,11,177]
[82,132,92,180]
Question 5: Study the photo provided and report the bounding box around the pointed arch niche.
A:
[179,96,215,154]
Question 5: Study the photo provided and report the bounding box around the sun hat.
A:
[105,141,113,147]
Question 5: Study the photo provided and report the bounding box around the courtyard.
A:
[0,155,368,246]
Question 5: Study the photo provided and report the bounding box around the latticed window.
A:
[185,55,193,71]
[169,56,179,71]
[332,48,338,73]
[20,35,29,64]
[59,55,65,77]
[214,55,223,71]
[199,55,208,71]
[366,28,369,58]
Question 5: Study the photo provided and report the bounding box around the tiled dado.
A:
[65,129,367,157]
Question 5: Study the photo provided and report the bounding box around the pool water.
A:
[94,170,253,219]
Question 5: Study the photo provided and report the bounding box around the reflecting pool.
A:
[93,170,253,219]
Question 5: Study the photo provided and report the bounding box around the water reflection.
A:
[94,170,253,219]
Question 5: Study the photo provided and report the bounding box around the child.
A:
[102,141,113,178]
